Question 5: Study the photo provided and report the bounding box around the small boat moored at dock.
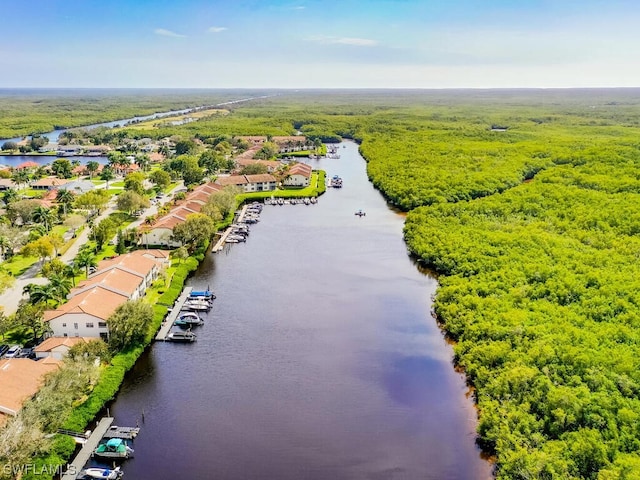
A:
[81,466,123,480]
[166,330,197,342]
[174,312,204,327]
[181,299,212,311]
[189,290,216,300]
[93,438,134,459]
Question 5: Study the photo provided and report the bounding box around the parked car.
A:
[0,344,9,357]
[4,345,22,358]
[18,347,35,359]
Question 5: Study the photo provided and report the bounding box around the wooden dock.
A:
[212,205,248,253]
[61,417,114,480]
[211,227,232,253]
[154,286,193,341]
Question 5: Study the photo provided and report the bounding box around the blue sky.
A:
[1,0,638,88]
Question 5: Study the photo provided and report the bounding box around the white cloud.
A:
[208,26,228,33]
[307,35,378,47]
[154,28,186,38]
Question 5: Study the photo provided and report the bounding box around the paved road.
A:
[0,181,183,316]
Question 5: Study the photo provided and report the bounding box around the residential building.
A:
[31,177,71,190]
[44,286,129,340]
[0,179,16,191]
[34,337,91,361]
[44,250,167,339]
[0,358,60,422]
[215,174,277,192]
[283,163,312,187]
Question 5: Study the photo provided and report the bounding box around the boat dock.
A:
[212,227,232,252]
[61,417,114,480]
[212,204,248,253]
[155,286,193,341]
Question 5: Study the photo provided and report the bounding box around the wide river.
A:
[105,142,492,479]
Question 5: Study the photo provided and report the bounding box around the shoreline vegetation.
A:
[4,88,640,479]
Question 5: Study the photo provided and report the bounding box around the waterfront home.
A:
[215,174,277,192]
[235,158,282,173]
[73,163,104,177]
[86,145,111,156]
[34,336,91,361]
[138,182,224,247]
[44,285,129,340]
[0,358,60,423]
[31,177,71,190]
[15,160,40,170]
[283,163,312,187]
[236,136,312,152]
[56,145,84,156]
[140,215,184,247]
[44,250,168,339]
[73,268,148,301]
[91,251,167,292]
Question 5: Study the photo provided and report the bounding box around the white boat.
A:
[181,300,211,311]
[166,330,197,342]
[82,467,123,479]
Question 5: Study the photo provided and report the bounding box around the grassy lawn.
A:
[163,182,178,194]
[51,225,69,237]
[91,179,106,186]
[2,254,39,277]
[110,181,125,187]
[19,188,44,198]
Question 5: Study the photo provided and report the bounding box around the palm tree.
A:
[56,189,75,216]
[2,189,18,205]
[32,206,56,232]
[75,248,97,278]
[86,160,100,179]
[100,166,116,189]
[63,263,80,287]
[23,283,58,306]
[135,154,150,172]
[48,273,72,301]
[12,169,30,190]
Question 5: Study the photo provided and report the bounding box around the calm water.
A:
[105,142,492,480]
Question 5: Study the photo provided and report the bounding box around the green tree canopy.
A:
[107,299,153,351]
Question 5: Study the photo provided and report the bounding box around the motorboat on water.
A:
[190,290,216,300]
[330,175,343,188]
[182,298,212,311]
[174,312,204,327]
[166,330,197,342]
[82,466,123,479]
[93,438,134,459]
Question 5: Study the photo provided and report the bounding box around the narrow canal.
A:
[107,142,492,479]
